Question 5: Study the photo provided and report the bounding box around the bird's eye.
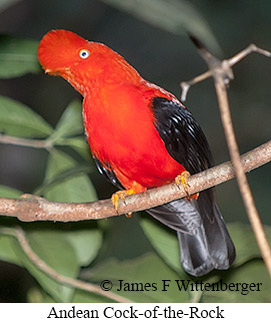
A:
[79,49,90,59]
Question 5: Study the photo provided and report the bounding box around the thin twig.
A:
[0,134,52,149]
[0,140,270,222]
[227,43,271,66]
[184,40,271,277]
[1,226,132,303]
[180,43,271,101]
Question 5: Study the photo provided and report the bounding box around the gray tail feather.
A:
[147,190,235,276]
[177,202,235,276]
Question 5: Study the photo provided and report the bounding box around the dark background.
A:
[0,0,270,301]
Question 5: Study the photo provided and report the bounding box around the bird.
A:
[38,29,235,276]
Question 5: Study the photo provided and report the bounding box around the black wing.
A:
[93,157,123,190]
[151,97,214,175]
[151,96,216,214]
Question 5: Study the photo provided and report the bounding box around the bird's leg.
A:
[175,171,199,201]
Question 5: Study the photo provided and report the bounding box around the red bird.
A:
[38,30,235,276]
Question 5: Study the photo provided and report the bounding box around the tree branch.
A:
[0,140,270,222]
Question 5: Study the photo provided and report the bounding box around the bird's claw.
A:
[175,171,192,200]
[175,171,199,201]
[111,189,135,215]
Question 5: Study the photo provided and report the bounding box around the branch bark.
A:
[0,140,270,222]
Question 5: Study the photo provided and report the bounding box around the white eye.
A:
[79,49,90,59]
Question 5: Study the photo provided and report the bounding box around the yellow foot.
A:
[175,171,199,201]
[175,170,192,200]
[111,189,135,215]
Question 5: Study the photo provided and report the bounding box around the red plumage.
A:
[38,30,184,191]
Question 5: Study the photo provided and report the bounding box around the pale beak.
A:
[44,67,70,76]
[45,68,54,74]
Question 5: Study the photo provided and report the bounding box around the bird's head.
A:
[38,29,140,95]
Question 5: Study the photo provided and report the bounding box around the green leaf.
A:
[44,149,97,202]
[45,223,103,268]
[72,289,108,303]
[49,100,91,160]
[228,223,271,266]
[18,230,79,302]
[140,215,183,273]
[0,233,22,266]
[34,164,92,196]
[88,253,190,302]
[0,95,53,138]
[0,184,22,198]
[65,227,103,267]
[201,260,271,302]
[59,137,91,160]
[0,35,40,78]
[27,287,56,303]
[0,1,22,14]
[101,0,221,54]
[49,100,84,143]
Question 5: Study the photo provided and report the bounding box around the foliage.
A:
[0,35,40,79]
[0,0,270,303]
